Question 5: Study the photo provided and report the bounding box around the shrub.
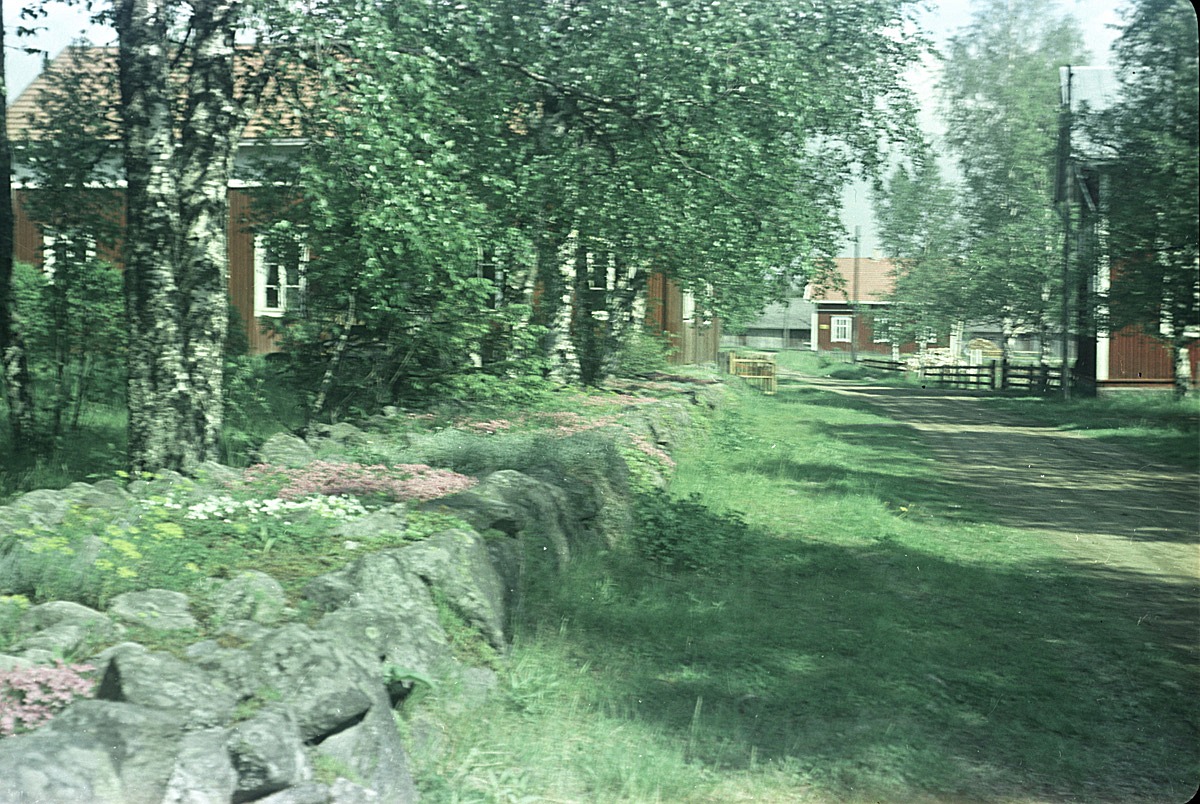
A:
[610,328,676,378]
[0,660,97,737]
[631,490,748,572]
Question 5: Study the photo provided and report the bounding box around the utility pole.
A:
[851,225,860,363]
[1059,67,1073,400]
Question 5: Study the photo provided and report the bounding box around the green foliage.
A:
[404,428,625,485]
[610,328,676,379]
[220,356,304,466]
[874,155,969,345]
[254,0,928,397]
[437,370,557,410]
[630,489,747,572]
[939,0,1088,345]
[7,261,125,441]
[0,596,31,653]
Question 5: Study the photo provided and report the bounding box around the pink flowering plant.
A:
[244,461,478,504]
[0,661,97,738]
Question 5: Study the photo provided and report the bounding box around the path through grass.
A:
[410,377,1199,803]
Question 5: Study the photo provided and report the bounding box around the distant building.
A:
[1058,66,1200,392]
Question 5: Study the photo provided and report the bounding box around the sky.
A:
[3,0,1131,257]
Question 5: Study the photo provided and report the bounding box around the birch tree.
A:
[940,0,1088,358]
[0,0,36,448]
[114,0,274,472]
[874,152,969,349]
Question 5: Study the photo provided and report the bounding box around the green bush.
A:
[630,490,748,572]
[9,260,125,436]
[610,328,676,378]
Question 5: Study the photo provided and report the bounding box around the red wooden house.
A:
[1058,66,1199,393]
[10,46,708,364]
[8,46,307,355]
[804,256,933,355]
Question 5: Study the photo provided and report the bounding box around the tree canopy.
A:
[936,0,1088,355]
[6,0,931,463]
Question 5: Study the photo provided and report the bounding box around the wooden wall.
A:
[643,273,720,365]
[227,189,279,354]
[14,187,274,355]
[813,308,893,355]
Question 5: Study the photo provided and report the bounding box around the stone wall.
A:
[0,385,723,803]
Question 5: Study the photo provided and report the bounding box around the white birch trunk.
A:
[117,0,258,472]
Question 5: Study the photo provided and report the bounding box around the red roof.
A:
[7,45,309,142]
[806,257,896,303]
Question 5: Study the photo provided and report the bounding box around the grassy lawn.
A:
[411,377,1199,802]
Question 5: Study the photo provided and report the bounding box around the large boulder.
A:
[0,523,107,604]
[5,489,74,529]
[94,643,237,729]
[305,549,454,678]
[0,700,185,803]
[222,624,384,743]
[210,570,291,626]
[313,700,418,803]
[398,529,507,649]
[317,602,449,683]
[160,727,239,804]
[256,433,317,468]
[423,470,574,568]
[12,601,123,657]
[227,706,312,802]
[332,504,408,544]
[257,780,381,804]
[107,589,198,631]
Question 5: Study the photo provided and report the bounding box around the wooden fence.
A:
[723,351,778,394]
[858,358,906,374]
[999,362,1063,393]
[857,357,1063,394]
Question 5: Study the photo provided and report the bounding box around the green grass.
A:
[774,348,1199,470]
[0,403,127,501]
[410,377,1199,802]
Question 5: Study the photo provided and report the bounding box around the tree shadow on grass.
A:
[765,381,1199,543]
[536,528,1200,803]
[731,455,993,522]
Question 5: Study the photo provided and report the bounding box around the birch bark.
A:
[116,0,260,472]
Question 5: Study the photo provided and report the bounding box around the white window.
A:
[42,229,97,283]
[254,234,307,317]
[831,315,852,343]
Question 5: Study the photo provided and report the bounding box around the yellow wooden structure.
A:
[726,351,777,394]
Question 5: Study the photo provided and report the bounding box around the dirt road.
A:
[805,378,1200,654]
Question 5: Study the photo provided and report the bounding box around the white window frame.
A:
[42,229,97,283]
[831,315,852,343]
[254,233,308,317]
